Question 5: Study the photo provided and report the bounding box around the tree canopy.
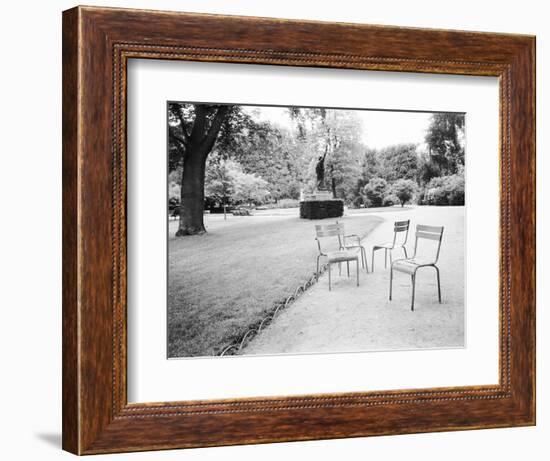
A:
[424,113,465,175]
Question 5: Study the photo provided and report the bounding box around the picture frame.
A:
[62,5,535,455]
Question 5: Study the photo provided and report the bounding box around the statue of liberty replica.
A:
[315,152,327,191]
[300,145,342,219]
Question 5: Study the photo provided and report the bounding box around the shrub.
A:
[447,176,465,205]
[168,197,180,217]
[276,198,300,209]
[363,177,388,207]
[417,189,429,205]
[352,195,366,208]
[391,179,417,207]
[257,199,300,210]
[423,174,465,206]
[232,207,252,216]
[382,194,398,207]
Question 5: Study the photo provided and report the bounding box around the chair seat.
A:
[373,242,396,249]
[392,257,435,274]
[326,248,360,263]
[343,242,364,249]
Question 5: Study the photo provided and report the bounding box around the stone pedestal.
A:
[300,190,344,219]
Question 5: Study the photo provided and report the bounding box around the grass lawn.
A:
[168,210,383,357]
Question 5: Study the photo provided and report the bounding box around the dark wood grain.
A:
[61,7,79,454]
[62,5,536,455]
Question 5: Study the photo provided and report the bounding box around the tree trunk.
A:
[331,166,337,198]
[172,104,230,236]
[176,147,207,236]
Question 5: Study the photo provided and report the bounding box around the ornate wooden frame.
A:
[62,5,536,455]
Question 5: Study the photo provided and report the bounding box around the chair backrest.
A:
[315,223,345,253]
[414,224,444,262]
[393,220,410,246]
[315,222,345,238]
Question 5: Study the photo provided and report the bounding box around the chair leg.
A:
[338,262,341,276]
[403,246,408,258]
[411,273,416,311]
[316,255,320,281]
[328,263,331,291]
[389,249,393,266]
[347,261,350,277]
[356,258,360,286]
[389,266,393,300]
[362,247,369,273]
[371,249,376,272]
[435,265,441,303]
[384,249,387,268]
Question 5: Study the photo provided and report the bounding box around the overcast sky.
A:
[244,105,433,151]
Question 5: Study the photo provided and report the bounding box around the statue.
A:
[315,149,328,190]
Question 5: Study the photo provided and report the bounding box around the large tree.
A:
[363,177,388,207]
[425,113,465,175]
[392,179,417,207]
[168,103,255,236]
[232,122,302,202]
[323,111,364,201]
[377,143,419,183]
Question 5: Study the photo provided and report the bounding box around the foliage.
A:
[391,179,417,207]
[232,124,302,202]
[258,199,301,210]
[168,168,181,202]
[232,207,252,216]
[167,102,256,173]
[323,111,364,202]
[205,157,269,207]
[424,113,465,175]
[351,194,367,209]
[377,144,419,182]
[354,148,379,198]
[422,174,465,206]
[363,177,388,207]
[417,151,442,184]
[204,157,236,206]
[231,168,270,205]
[382,193,398,207]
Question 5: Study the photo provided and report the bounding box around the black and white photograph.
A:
[167,102,466,358]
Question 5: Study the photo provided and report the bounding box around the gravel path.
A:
[242,206,465,355]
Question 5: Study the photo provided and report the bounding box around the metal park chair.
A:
[315,223,361,291]
[371,220,410,271]
[336,221,369,273]
[389,224,444,311]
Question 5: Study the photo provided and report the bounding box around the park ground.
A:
[168,208,383,356]
[243,205,464,355]
[168,205,464,357]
